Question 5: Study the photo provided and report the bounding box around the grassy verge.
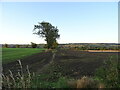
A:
[94,55,120,88]
[2,48,45,64]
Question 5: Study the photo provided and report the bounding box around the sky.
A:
[0,2,118,44]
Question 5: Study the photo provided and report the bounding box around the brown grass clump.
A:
[67,76,104,88]
[99,83,105,88]
[76,76,104,88]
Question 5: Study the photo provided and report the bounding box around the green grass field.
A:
[2,48,45,64]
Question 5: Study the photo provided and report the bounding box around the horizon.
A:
[0,43,120,45]
[0,2,118,44]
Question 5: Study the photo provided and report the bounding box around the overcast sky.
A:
[0,2,118,44]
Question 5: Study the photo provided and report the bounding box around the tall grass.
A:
[2,60,35,88]
[2,60,69,88]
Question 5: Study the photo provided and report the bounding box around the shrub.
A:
[4,43,8,48]
[16,44,20,48]
[95,56,120,88]
[31,42,37,48]
[53,77,69,88]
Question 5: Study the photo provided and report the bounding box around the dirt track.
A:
[3,49,118,78]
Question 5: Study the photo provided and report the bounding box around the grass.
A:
[2,48,45,64]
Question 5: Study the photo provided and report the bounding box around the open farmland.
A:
[3,49,118,79]
[42,49,118,79]
[2,48,45,64]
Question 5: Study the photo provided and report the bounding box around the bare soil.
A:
[3,49,118,79]
[51,49,118,79]
[3,51,53,75]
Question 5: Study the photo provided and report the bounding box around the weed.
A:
[2,60,33,88]
[53,77,69,88]
[2,60,70,88]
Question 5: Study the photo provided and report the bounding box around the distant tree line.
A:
[58,45,120,50]
[2,43,120,50]
[2,43,44,48]
[74,45,120,50]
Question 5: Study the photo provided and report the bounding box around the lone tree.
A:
[33,21,60,49]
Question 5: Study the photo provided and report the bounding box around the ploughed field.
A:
[3,49,118,79]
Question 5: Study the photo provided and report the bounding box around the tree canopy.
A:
[33,21,60,49]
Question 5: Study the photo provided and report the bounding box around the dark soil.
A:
[3,51,53,75]
[3,49,118,79]
[52,49,118,79]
